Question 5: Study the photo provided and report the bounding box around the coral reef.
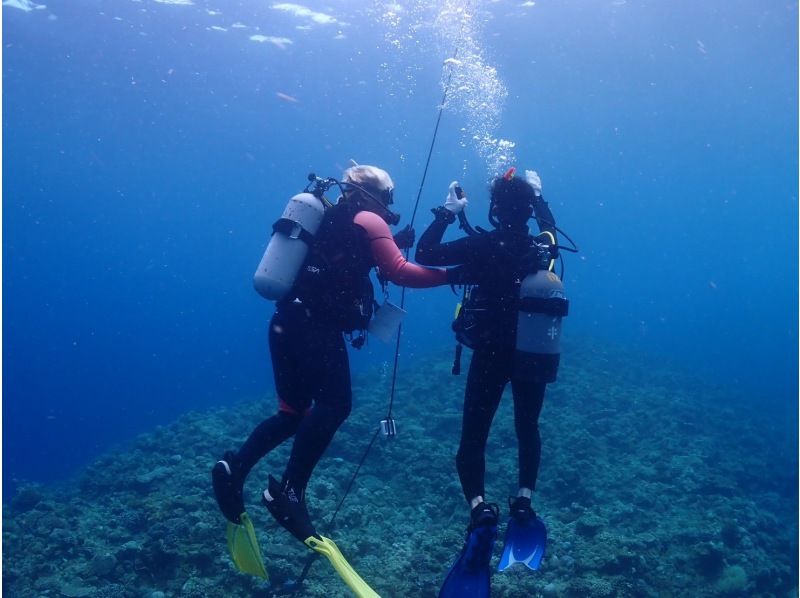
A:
[3,342,797,597]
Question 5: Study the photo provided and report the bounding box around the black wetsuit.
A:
[237,202,446,494]
[237,203,373,491]
[416,199,558,503]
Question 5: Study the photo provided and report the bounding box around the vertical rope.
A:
[285,25,468,596]
[385,52,459,420]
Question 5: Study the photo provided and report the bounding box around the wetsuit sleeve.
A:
[532,195,559,261]
[533,196,557,239]
[415,213,486,267]
[353,210,447,288]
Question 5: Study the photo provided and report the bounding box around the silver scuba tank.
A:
[253,192,326,301]
[515,270,569,381]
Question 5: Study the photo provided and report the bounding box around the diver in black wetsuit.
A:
[416,170,560,551]
[212,165,446,546]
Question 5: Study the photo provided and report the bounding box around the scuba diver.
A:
[416,169,569,597]
[212,164,447,596]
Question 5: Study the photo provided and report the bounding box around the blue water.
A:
[3,0,797,498]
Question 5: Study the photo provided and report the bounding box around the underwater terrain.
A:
[3,341,797,598]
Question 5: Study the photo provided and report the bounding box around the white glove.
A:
[525,170,543,196]
[444,181,468,214]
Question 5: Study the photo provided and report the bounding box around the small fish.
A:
[276,92,299,103]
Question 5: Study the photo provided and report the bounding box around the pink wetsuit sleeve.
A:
[353,210,447,288]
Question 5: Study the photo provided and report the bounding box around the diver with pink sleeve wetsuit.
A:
[213,165,447,545]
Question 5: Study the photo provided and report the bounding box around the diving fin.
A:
[439,523,497,598]
[305,535,381,598]
[262,476,379,595]
[225,511,268,579]
[498,516,547,571]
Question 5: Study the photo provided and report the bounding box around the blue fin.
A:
[498,516,547,571]
[439,524,496,598]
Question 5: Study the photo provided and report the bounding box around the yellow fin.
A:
[305,535,380,598]
[226,512,268,579]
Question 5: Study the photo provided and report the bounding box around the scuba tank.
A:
[253,192,326,301]
[515,270,569,382]
[447,175,578,378]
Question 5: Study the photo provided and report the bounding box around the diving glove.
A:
[525,170,542,197]
[444,181,468,214]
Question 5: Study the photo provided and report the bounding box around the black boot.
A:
[211,451,245,524]
[262,475,318,543]
[461,502,499,572]
[508,495,536,524]
[470,501,500,530]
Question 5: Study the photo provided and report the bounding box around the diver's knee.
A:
[330,399,352,424]
[313,398,351,427]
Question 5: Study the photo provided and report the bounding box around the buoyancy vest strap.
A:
[273,218,316,245]
[519,296,569,316]
[536,231,557,272]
